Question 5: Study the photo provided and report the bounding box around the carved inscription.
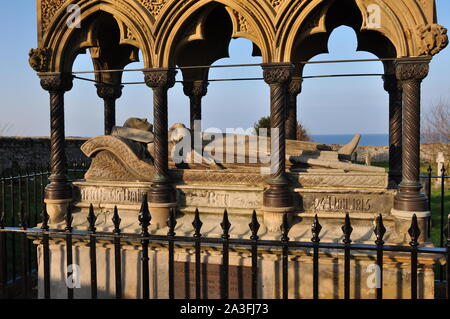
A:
[302,194,392,213]
[79,187,147,204]
[174,262,252,299]
[181,189,262,208]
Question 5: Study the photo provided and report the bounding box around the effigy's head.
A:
[124,118,153,132]
[169,123,190,143]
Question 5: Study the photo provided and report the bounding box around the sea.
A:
[310,134,389,146]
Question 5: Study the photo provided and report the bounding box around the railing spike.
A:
[221,209,231,238]
[18,202,27,230]
[192,208,203,238]
[138,194,151,237]
[342,213,353,244]
[0,209,5,229]
[112,206,121,234]
[408,214,420,246]
[87,204,97,233]
[65,205,73,232]
[167,208,177,237]
[249,210,260,240]
[374,214,386,244]
[281,211,290,242]
[41,203,49,231]
[311,214,322,243]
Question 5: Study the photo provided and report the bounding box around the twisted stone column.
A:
[183,80,209,150]
[286,78,302,140]
[261,63,294,212]
[394,58,430,213]
[144,69,177,205]
[96,84,123,135]
[39,73,73,223]
[383,74,403,185]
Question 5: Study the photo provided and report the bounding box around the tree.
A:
[0,123,12,136]
[253,116,311,141]
[421,99,450,160]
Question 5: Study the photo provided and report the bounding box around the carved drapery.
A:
[383,74,403,185]
[286,77,302,140]
[394,59,430,212]
[144,69,177,203]
[262,63,293,208]
[39,73,73,200]
[96,84,124,135]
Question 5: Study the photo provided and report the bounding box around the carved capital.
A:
[96,84,124,100]
[417,24,449,56]
[39,73,73,92]
[144,68,177,89]
[183,80,209,98]
[383,74,402,93]
[395,59,430,82]
[288,77,303,95]
[262,63,293,85]
[29,48,51,72]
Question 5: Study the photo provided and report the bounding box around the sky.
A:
[0,1,449,138]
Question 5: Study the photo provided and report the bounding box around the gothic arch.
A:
[279,0,448,63]
[38,0,154,72]
[153,0,273,67]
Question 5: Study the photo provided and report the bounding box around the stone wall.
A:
[0,137,88,173]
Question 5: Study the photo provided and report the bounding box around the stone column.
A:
[383,74,403,185]
[183,80,209,150]
[261,63,294,232]
[96,84,123,135]
[39,73,73,224]
[286,77,302,140]
[144,69,177,227]
[392,58,431,242]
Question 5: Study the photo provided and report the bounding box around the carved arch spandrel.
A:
[153,0,274,67]
[278,0,447,62]
[40,0,155,72]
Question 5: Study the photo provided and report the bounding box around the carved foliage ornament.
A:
[144,69,177,89]
[417,24,449,56]
[395,61,430,82]
[139,0,167,18]
[262,64,293,85]
[39,74,74,92]
[41,0,69,33]
[29,48,51,72]
[183,81,209,98]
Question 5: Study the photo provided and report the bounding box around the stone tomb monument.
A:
[36,121,436,299]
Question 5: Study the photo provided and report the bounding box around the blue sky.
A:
[0,1,449,138]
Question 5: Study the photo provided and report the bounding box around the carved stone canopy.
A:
[33,0,448,73]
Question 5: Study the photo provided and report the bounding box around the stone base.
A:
[44,198,71,225]
[35,239,436,299]
[391,209,431,243]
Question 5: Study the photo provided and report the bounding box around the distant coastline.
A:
[311,134,389,146]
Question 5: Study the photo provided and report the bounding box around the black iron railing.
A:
[0,199,448,300]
